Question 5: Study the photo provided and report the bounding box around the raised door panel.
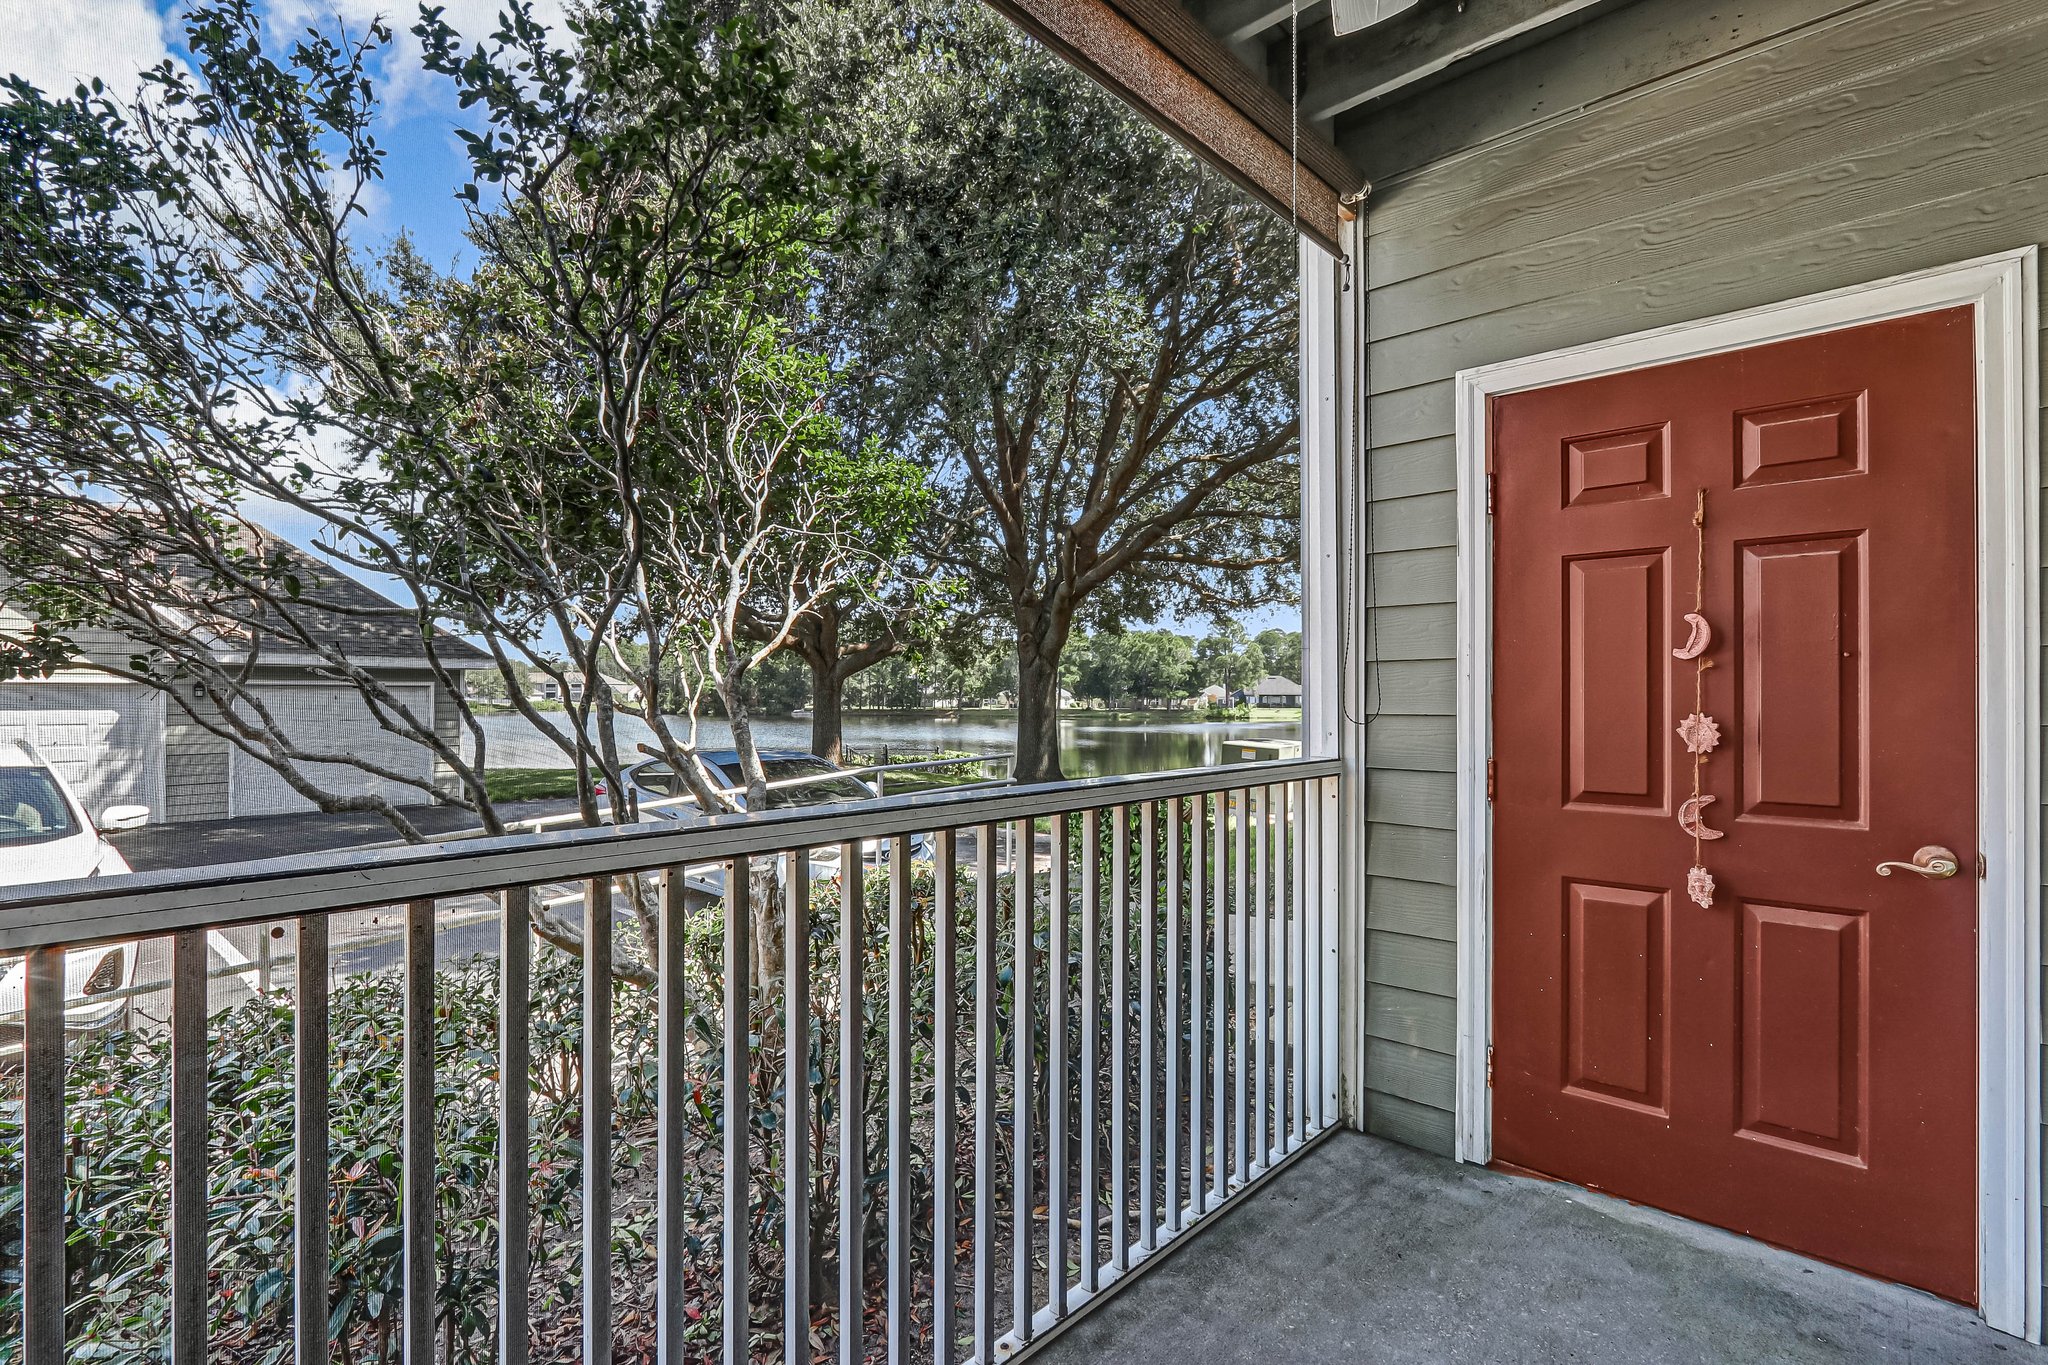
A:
[1566,551,1668,810]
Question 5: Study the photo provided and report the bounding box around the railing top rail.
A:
[0,757,1341,952]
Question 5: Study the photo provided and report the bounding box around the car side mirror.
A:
[100,805,151,831]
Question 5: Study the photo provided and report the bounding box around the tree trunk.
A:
[1014,640,1065,783]
[809,653,845,763]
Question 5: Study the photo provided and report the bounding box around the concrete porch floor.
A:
[1033,1132,2038,1364]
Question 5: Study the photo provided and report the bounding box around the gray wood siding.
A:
[163,694,231,824]
[1337,0,2048,1167]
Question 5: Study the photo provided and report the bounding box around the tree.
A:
[1255,627,1302,680]
[1194,623,1265,697]
[0,0,893,981]
[797,0,1300,781]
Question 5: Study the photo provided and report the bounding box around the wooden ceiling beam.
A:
[983,0,1365,253]
[1300,0,1609,122]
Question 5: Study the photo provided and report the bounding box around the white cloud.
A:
[262,0,570,112]
[0,0,174,97]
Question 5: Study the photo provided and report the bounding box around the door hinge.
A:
[1486,472,1496,517]
[1486,1046,1495,1088]
[1979,851,1988,880]
[1486,758,1496,804]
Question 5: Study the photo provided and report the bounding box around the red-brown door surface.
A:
[1490,307,1978,1302]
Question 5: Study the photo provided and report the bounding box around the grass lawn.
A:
[484,767,581,802]
[1248,706,1302,722]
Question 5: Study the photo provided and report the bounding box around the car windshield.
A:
[630,758,873,810]
[759,759,875,809]
[0,769,81,846]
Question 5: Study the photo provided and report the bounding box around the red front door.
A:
[1490,307,1978,1301]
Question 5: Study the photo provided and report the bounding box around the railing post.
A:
[1046,811,1071,1320]
[972,823,998,1354]
[657,870,689,1365]
[296,915,332,1365]
[1189,795,1209,1221]
[931,831,961,1364]
[785,853,814,1365]
[171,928,208,1365]
[584,879,614,1363]
[22,946,66,1365]
[1079,808,1103,1292]
[724,862,753,1363]
[838,847,866,1365]
[402,900,436,1365]
[887,836,913,1362]
[1109,804,1131,1273]
[1138,801,1159,1254]
[1011,817,1037,1340]
[500,890,531,1365]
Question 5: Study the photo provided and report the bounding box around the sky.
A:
[5,0,1301,642]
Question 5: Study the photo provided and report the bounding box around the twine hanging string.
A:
[1690,489,1710,870]
[1673,487,1726,907]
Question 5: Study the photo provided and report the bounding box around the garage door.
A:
[0,680,167,821]
[229,684,437,816]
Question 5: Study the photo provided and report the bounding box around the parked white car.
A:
[0,740,148,1057]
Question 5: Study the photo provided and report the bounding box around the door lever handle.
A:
[1876,845,1960,879]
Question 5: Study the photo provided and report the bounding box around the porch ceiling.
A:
[980,0,1635,250]
[1030,1132,2034,1364]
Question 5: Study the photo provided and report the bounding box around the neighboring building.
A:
[0,539,490,823]
[1192,684,1229,706]
[1249,675,1302,707]
[564,671,643,707]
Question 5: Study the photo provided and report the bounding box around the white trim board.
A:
[1451,248,2042,1340]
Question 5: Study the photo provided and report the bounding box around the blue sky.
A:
[6,0,1299,641]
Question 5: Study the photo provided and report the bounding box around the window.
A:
[0,769,81,845]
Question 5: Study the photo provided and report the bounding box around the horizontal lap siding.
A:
[1341,0,2048,1159]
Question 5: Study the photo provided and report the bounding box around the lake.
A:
[468,708,1302,778]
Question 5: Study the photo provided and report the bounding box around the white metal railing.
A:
[0,758,1341,1364]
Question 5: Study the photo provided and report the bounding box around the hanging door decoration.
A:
[1675,489,1721,906]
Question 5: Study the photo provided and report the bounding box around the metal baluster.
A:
[1320,778,1342,1129]
[932,832,960,1365]
[1233,789,1250,1188]
[1289,782,1307,1148]
[1187,795,1209,1223]
[725,863,752,1363]
[1137,802,1158,1254]
[1211,793,1229,1209]
[887,836,913,1364]
[171,928,207,1364]
[973,823,997,1353]
[500,892,530,1365]
[1253,786,1272,1172]
[1301,783,1320,1137]
[1045,812,1070,1320]
[1078,808,1102,1293]
[403,901,436,1365]
[22,947,64,1365]
[1011,817,1036,1342]
[296,916,332,1365]
[1270,784,1287,1161]
[785,854,813,1365]
[838,848,866,1365]
[657,871,689,1365]
[585,879,615,1363]
[1109,804,1131,1272]
[1164,798,1184,1237]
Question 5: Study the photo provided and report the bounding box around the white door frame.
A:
[1451,248,2041,1339]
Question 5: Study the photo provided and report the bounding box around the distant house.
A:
[565,671,643,707]
[1193,683,1229,706]
[1250,675,1303,708]
[0,535,490,824]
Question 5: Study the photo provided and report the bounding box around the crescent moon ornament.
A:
[1678,794,1725,840]
[1672,612,1712,660]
